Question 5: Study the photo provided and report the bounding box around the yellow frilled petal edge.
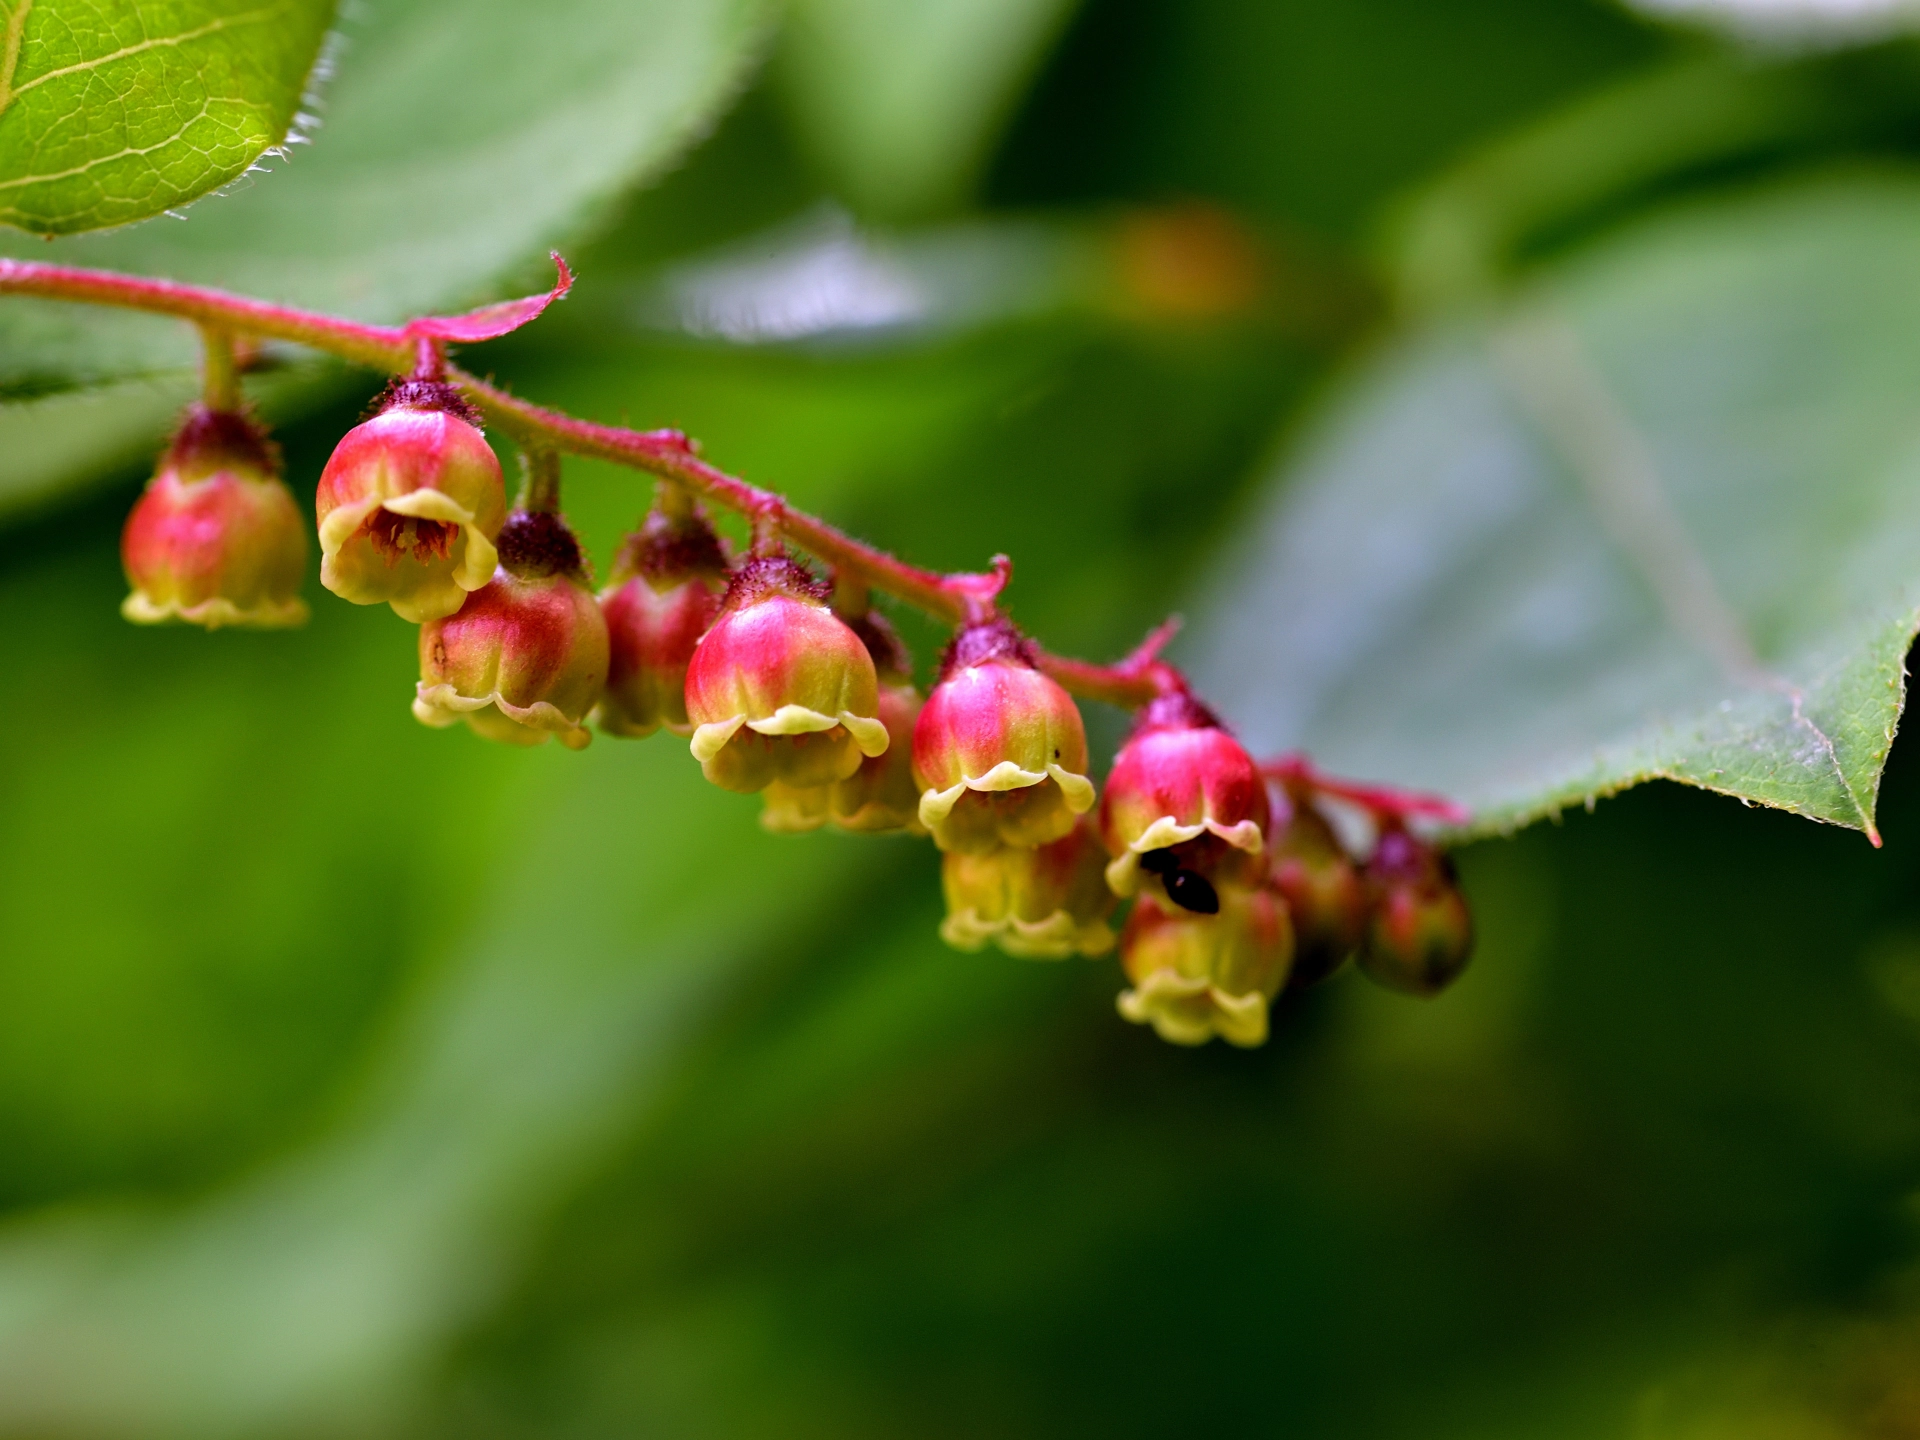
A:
[318,491,499,621]
[1116,971,1270,1048]
[1105,815,1267,896]
[833,798,928,836]
[413,683,593,750]
[691,707,890,763]
[121,591,310,630]
[917,761,1097,833]
[760,782,832,834]
[762,785,925,836]
[593,706,697,740]
[939,907,1116,961]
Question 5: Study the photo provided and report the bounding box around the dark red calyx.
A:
[616,506,729,585]
[845,609,913,680]
[369,377,483,426]
[1369,827,1453,887]
[497,509,585,579]
[1132,688,1222,735]
[165,404,281,481]
[723,553,830,610]
[938,615,1036,679]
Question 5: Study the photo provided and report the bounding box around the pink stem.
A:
[1035,619,1186,708]
[1263,753,1471,827]
[453,369,988,620]
[0,257,1216,714]
[0,259,413,370]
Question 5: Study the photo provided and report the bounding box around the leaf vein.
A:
[1491,304,1879,838]
[0,98,218,193]
[0,1,32,118]
[2,2,288,112]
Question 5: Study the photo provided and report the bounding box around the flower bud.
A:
[595,505,729,738]
[413,510,609,749]
[1116,884,1293,1048]
[1270,789,1366,990]
[316,381,507,622]
[121,407,309,629]
[1100,692,1268,900]
[1357,828,1473,997]
[684,556,889,793]
[913,618,1095,853]
[940,818,1115,960]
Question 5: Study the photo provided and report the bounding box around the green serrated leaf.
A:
[0,0,772,398]
[0,0,336,236]
[1186,173,1920,841]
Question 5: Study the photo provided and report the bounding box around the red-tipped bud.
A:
[316,381,507,622]
[1357,828,1473,997]
[413,511,608,749]
[912,618,1095,853]
[1116,884,1293,1048]
[121,407,308,629]
[595,506,729,738]
[940,818,1116,960]
[1100,691,1268,899]
[1270,790,1366,990]
[684,557,888,793]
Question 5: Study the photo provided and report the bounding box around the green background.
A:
[3,0,1920,1433]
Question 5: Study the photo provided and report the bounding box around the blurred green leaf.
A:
[1189,172,1920,839]
[775,0,1078,219]
[1384,44,1920,312]
[0,0,336,236]
[991,0,1665,239]
[0,0,773,398]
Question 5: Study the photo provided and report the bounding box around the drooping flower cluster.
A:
[116,363,1472,1051]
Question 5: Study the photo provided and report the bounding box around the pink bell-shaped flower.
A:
[913,617,1095,854]
[1100,691,1268,900]
[413,509,609,749]
[761,612,926,834]
[121,406,308,629]
[939,817,1116,960]
[596,503,730,738]
[1116,883,1294,1048]
[316,381,507,622]
[684,556,890,793]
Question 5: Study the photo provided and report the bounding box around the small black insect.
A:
[1138,847,1179,876]
[1163,868,1220,915]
